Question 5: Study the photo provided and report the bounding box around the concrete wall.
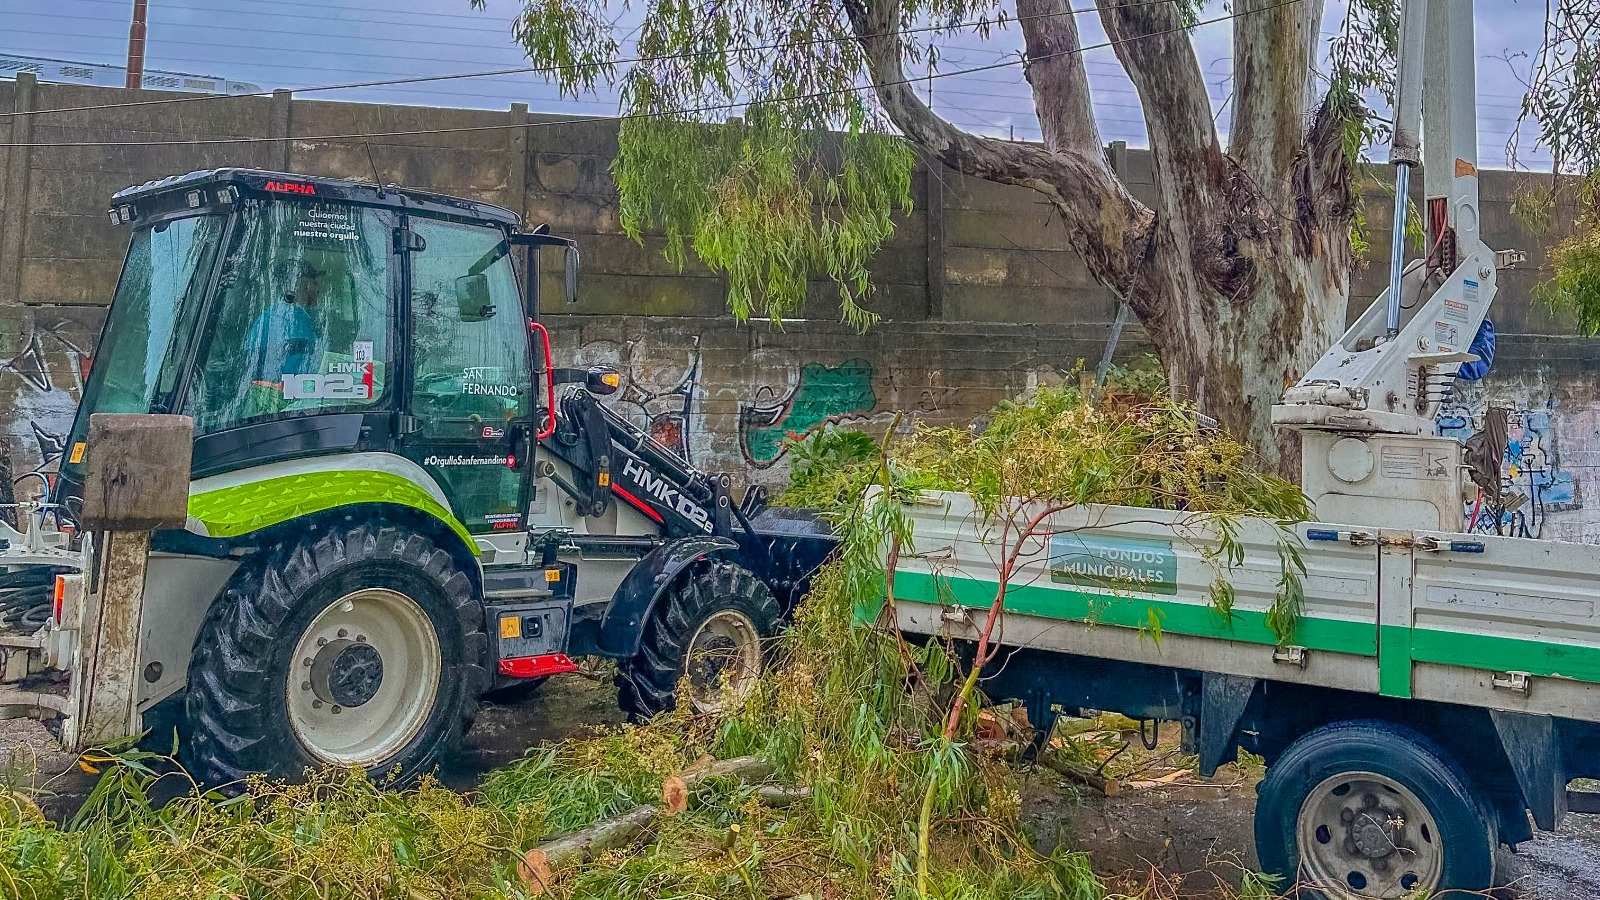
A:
[3,76,1597,540]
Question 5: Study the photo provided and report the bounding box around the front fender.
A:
[596,535,737,657]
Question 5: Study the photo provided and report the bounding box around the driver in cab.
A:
[247,256,323,390]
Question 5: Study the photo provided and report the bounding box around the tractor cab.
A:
[55,168,577,536]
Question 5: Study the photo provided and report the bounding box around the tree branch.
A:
[1017,0,1103,156]
[841,0,1154,295]
[1230,0,1325,185]
[1098,1,1222,203]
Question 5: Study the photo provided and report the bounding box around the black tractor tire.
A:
[616,560,779,721]
[1255,719,1497,899]
[180,523,488,786]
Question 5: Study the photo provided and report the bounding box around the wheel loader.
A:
[0,168,836,784]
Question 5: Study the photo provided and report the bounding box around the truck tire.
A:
[616,560,778,720]
[1254,720,1496,899]
[181,524,488,786]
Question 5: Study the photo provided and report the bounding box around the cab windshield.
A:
[61,213,225,479]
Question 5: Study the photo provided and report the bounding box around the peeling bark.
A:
[1231,0,1326,186]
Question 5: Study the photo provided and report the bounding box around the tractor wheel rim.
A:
[287,588,441,767]
[684,609,761,714]
[1295,771,1443,899]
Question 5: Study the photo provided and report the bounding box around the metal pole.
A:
[1095,301,1131,386]
[1384,0,1427,338]
[125,0,149,89]
[1385,164,1412,337]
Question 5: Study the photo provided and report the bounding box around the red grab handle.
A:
[528,319,557,440]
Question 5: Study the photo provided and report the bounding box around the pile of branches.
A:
[2,376,1304,900]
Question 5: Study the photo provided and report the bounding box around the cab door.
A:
[399,216,534,539]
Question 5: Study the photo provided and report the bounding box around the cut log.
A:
[518,804,659,893]
[752,785,811,807]
[661,775,689,815]
[1041,750,1120,797]
[515,756,780,894]
[679,754,772,790]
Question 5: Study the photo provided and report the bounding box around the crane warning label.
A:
[1379,445,1451,480]
[1048,534,1177,596]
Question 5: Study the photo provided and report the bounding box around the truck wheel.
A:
[1255,720,1496,899]
[181,524,487,785]
[617,561,778,720]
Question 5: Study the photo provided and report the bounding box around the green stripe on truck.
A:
[1409,627,1600,684]
[893,570,1377,656]
[188,470,478,555]
[897,571,1600,690]
[1378,624,1415,699]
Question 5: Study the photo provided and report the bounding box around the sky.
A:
[0,0,1557,169]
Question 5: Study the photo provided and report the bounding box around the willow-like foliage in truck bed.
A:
[785,375,1311,644]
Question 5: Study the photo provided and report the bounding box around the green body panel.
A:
[187,470,478,555]
[1408,626,1600,685]
[898,571,1600,691]
[893,570,1378,657]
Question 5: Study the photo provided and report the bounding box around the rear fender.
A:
[596,536,737,658]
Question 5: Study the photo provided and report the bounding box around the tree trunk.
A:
[1129,221,1349,474]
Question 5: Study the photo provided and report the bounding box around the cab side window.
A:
[407,218,530,438]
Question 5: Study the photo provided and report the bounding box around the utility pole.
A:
[125,0,149,89]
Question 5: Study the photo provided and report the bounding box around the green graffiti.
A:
[741,359,876,466]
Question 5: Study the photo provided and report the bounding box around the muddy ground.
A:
[6,674,1599,897]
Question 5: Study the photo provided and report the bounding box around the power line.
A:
[6,11,522,50]
[3,9,518,38]
[63,0,533,26]
[0,0,1171,121]
[0,0,1301,148]
[5,27,535,61]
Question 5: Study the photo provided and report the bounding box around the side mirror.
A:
[455,273,495,321]
[585,365,621,396]
[563,245,580,304]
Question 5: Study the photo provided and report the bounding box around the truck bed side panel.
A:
[891,493,1381,693]
[1408,531,1600,720]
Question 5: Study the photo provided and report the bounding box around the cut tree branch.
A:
[1230,0,1325,185]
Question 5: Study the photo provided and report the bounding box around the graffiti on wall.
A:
[1436,396,1579,538]
[2,315,95,505]
[738,359,878,469]
[570,335,703,463]
[564,334,885,477]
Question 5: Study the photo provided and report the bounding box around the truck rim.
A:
[287,588,441,767]
[1295,771,1443,899]
[684,609,762,713]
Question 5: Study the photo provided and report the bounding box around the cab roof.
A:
[110,168,522,228]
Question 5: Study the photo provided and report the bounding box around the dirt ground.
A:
[6,675,1600,897]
